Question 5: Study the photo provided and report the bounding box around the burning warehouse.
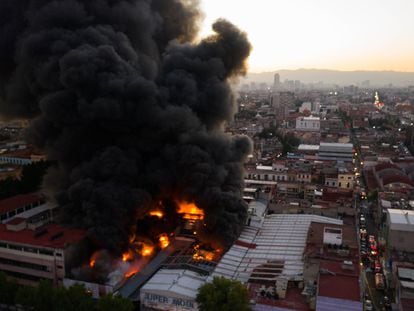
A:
[0,0,252,301]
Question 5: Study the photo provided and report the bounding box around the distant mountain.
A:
[243,69,414,87]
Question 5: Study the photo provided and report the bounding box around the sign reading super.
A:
[142,292,196,309]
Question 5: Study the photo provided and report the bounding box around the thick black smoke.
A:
[0,0,252,253]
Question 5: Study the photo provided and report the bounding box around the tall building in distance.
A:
[273,73,280,91]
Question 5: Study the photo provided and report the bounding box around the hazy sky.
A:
[200,0,414,72]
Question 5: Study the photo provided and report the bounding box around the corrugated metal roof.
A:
[387,209,414,232]
[400,281,414,289]
[398,267,414,281]
[316,296,362,311]
[140,269,207,299]
[254,303,292,311]
[211,214,342,283]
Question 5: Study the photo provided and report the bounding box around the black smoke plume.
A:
[0,0,252,253]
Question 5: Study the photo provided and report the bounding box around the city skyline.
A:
[200,0,414,73]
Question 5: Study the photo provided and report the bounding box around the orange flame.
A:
[192,244,215,261]
[177,201,204,220]
[141,244,154,257]
[89,251,99,268]
[149,210,164,218]
[122,250,134,262]
[125,268,139,278]
[159,234,170,249]
[89,258,96,268]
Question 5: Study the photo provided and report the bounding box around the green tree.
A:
[0,161,51,200]
[15,285,37,309]
[32,280,57,311]
[54,284,95,311]
[20,161,51,193]
[0,176,21,199]
[279,132,300,155]
[367,189,378,202]
[97,294,134,311]
[255,125,278,139]
[0,272,18,305]
[196,277,251,311]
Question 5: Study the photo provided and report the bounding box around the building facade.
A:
[296,116,320,132]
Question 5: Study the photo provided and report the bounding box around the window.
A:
[0,257,48,272]
[23,247,37,253]
[39,249,54,256]
[9,244,22,251]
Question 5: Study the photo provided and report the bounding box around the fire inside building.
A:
[0,1,363,311]
[0,0,252,305]
[0,193,221,306]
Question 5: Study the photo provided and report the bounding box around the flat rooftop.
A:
[0,223,85,249]
[387,209,414,232]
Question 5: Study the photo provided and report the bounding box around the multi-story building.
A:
[303,222,362,310]
[338,169,355,190]
[386,209,414,252]
[0,202,85,286]
[296,116,320,132]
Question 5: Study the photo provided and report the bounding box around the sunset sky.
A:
[200,0,414,73]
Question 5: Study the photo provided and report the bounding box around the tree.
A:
[55,283,94,311]
[19,161,51,193]
[15,285,37,309]
[97,294,134,311]
[0,160,51,200]
[0,272,18,305]
[367,189,378,202]
[196,277,251,311]
[15,281,94,311]
[279,132,300,155]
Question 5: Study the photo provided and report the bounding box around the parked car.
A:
[375,273,384,290]
[370,240,377,252]
[365,299,373,311]
[375,260,382,273]
[383,296,391,310]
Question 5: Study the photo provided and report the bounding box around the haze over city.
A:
[201,0,414,73]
